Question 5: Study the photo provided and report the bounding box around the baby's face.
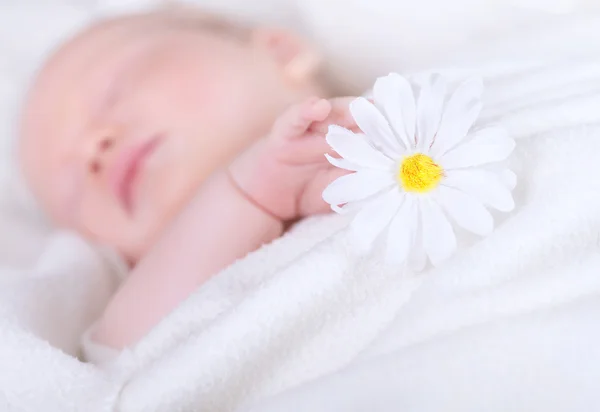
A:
[20,13,320,262]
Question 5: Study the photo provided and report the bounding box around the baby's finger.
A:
[272,97,331,140]
[298,167,351,216]
[309,97,360,135]
[277,133,339,165]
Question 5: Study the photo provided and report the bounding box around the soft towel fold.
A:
[0,232,126,356]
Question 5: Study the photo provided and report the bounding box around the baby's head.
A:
[19,8,326,263]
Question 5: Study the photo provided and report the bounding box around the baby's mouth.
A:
[110,134,163,213]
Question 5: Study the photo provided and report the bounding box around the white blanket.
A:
[113,70,600,412]
[108,15,600,412]
[2,1,600,412]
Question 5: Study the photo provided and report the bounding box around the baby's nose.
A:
[87,130,117,175]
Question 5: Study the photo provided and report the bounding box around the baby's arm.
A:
[91,97,356,350]
[91,170,283,349]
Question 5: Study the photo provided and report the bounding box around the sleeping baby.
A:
[18,6,357,359]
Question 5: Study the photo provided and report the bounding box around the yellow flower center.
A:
[398,153,444,193]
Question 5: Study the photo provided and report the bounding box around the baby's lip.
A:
[109,134,163,213]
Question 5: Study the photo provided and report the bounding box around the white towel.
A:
[0,232,126,357]
[0,231,127,412]
[108,21,600,412]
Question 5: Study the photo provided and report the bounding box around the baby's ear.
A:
[251,28,321,83]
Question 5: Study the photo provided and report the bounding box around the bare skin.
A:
[19,11,355,350]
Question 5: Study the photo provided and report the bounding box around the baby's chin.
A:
[118,222,160,265]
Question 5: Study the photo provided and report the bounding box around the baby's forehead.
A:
[22,10,203,115]
[20,15,160,137]
[41,15,154,77]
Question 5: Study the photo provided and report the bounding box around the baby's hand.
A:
[229,97,358,221]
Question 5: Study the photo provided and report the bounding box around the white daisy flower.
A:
[322,73,516,271]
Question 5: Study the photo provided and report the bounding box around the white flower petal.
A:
[440,127,515,169]
[385,195,415,265]
[409,216,428,272]
[373,73,416,149]
[350,188,403,254]
[350,98,403,157]
[437,186,493,236]
[421,198,457,266]
[322,170,394,207]
[416,74,447,151]
[325,154,359,171]
[327,125,394,170]
[331,198,372,215]
[500,169,517,190]
[444,169,515,212]
[431,78,483,156]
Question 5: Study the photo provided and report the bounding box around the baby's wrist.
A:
[225,168,283,223]
[227,139,291,221]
